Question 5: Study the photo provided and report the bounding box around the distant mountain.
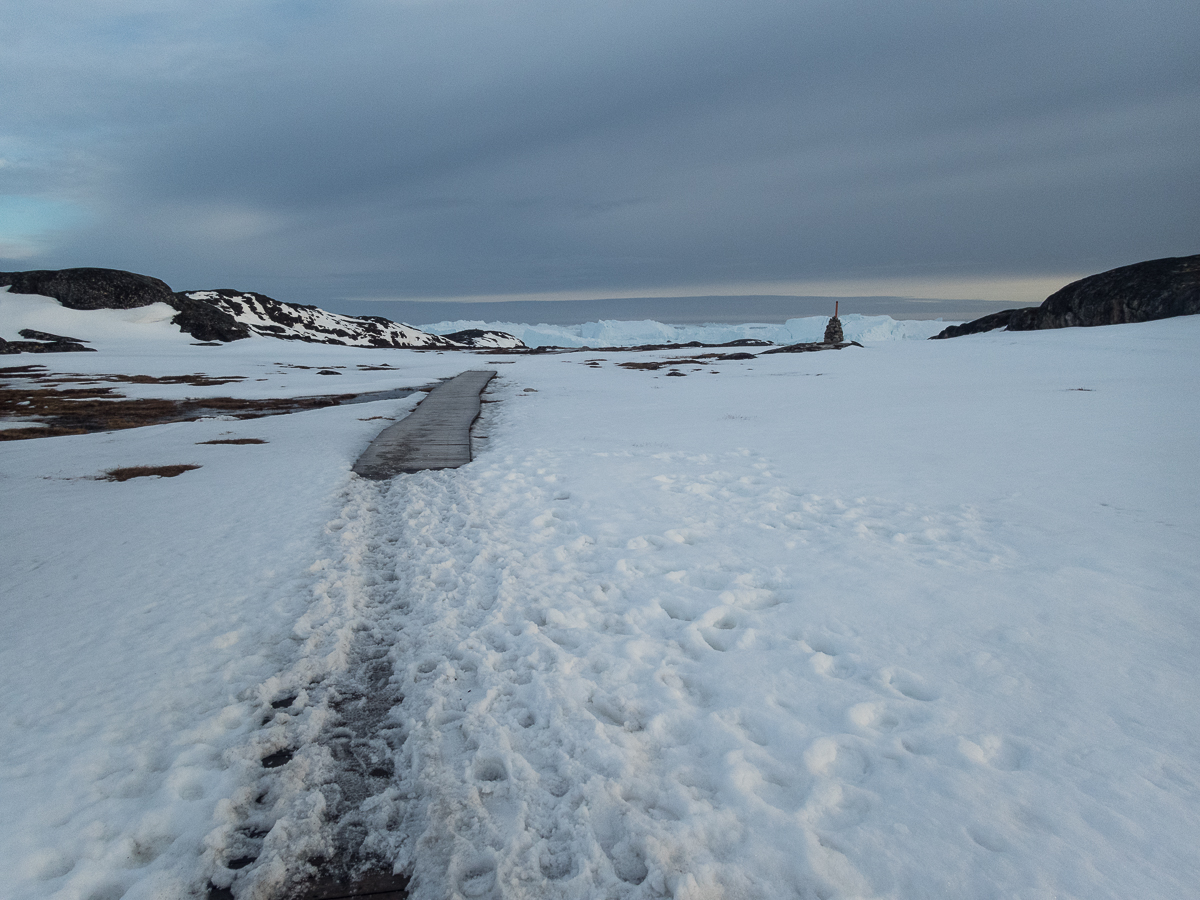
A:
[0,268,525,349]
[932,255,1200,339]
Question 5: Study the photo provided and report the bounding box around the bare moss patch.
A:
[1,366,428,440]
[0,366,244,387]
[101,464,201,482]
[0,386,356,441]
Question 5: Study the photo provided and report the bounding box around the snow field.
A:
[2,301,1199,900]
[233,322,1199,899]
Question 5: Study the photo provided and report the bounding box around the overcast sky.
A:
[1,0,1196,308]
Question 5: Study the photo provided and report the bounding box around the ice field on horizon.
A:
[418,314,949,348]
[1,295,1198,900]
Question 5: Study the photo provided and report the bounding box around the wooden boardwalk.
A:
[352,369,496,480]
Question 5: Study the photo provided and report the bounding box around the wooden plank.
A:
[352,370,496,479]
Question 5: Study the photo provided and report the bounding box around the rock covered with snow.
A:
[183,290,467,349]
[932,254,1200,338]
[1,267,250,342]
[439,328,527,349]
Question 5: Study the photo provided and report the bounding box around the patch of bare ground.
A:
[197,438,268,445]
[0,365,247,388]
[0,364,386,441]
[100,464,201,482]
[0,387,358,441]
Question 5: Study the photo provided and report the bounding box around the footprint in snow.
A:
[847,701,901,733]
[882,667,941,702]
[959,734,1027,771]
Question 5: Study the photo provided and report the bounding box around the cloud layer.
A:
[2,0,1197,304]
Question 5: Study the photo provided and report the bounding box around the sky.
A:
[1,0,1197,314]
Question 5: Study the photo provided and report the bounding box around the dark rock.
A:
[823,316,844,344]
[0,337,95,354]
[930,307,1038,339]
[761,341,862,355]
[932,254,1200,339]
[19,329,88,343]
[0,268,175,310]
[168,293,252,342]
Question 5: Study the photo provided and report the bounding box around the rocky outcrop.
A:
[0,337,95,354]
[0,268,526,349]
[1,328,96,354]
[181,290,471,348]
[441,329,527,349]
[0,267,250,342]
[0,268,176,310]
[761,340,862,354]
[932,255,1200,339]
[19,329,87,343]
[168,293,252,342]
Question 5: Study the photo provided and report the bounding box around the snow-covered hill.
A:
[183,290,525,349]
[0,269,527,350]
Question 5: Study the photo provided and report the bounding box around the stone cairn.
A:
[823,301,844,344]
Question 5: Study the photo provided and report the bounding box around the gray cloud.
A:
[1,0,1196,303]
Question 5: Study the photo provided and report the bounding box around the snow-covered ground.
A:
[2,297,1198,900]
[419,315,947,348]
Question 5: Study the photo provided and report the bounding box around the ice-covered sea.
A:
[2,296,1198,900]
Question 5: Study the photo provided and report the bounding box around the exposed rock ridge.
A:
[932,254,1200,339]
[0,268,176,310]
[441,328,530,349]
[0,336,95,354]
[182,289,469,349]
[1,267,250,342]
